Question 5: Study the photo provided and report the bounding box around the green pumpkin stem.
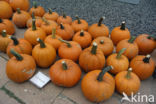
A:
[100,40,104,44]
[126,68,132,79]
[91,42,98,54]
[120,21,126,30]
[116,48,126,59]
[143,55,151,63]
[48,8,52,14]
[62,61,68,70]
[147,35,156,40]
[16,8,21,14]
[33,1,37,8]
[2,30,7,37]
[37,38,46,48]
[128,36,136,43]
[32,19,36,31]
[97,66,113,81]
[52,28,56,38]
[98,17,105,26]
[42,17,49,25]
[32,12,35,19]
[60,23,64,29]
[80,30,84,36]
[75,15,81,24]
[10,36,19,45]
[0,19,2,23]
[10,49,23,61]
[63,13,66,18]
[59,38,71,47]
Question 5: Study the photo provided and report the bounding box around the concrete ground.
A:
[0,0,156,104]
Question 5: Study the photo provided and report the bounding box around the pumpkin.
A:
[130,55,155,80]
[0,19,15,35]
[43,8,59,21]
[9,0,29,11]
[81,66,115,102]
[88,17,109,38]
[32,38,56,68]
[58,39,82,61]
[12,8,31,28]
[56,23,74,40]
[24,19,46,46]
[106,48,129,74]
[92,36,114,56]
[115,68,140,96]
[6,49,36,83]
[116,36,139,60]
[29,1,45,17]
[79,42,105,72]
[0,1,13,19]
[0,30,11,52]
[111,21,131,45]
[71,15,88,32]
[41,18,58,35]
[44,28,62,50]
[49,59,81,87]
[57,13,72,25]
[135,34,156,55]
[73,30,92,48]
[7,36,32,58]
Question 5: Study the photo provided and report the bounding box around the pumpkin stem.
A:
[147,35,156,40]
[42,17,49,25]
[143,55,151,63]
[120,21,126,30]
[98,17,105,26]
[60,23,64,29]
[10,49,23,61]
[116,48,126,59]
[80,30,84,36]
[63,13,66,18]
[2,30,7,37]
[75,15,81,24]
[33,1,37,8]
[48,8,52,14]
[9,36,19,45]
[62,61,68,70]
[0,19,2,23]
[32,19,36,31]
[91,42,98,54]
[126,68,132,79]
[16,8,21,14]
[37,38,46,48]
[52,28,56,38]
[32,12,35,19]
[100,40,104,44]
[59,38,71,48]
[97,66,113,81]
[128,36,136,43]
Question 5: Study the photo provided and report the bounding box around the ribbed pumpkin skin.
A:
[71,19,88,32]
[26,16,43,28]
[0,35,11,52]
[43,12,59,21]
[57,16,72,25]
[29,6,45,17]
[81,70,115,102]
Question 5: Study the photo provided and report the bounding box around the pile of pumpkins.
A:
[0,0,156,103]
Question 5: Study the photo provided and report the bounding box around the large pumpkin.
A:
[79,42,105,72]
[81,66,115,102]
[9,0,29,11]
[57,13,72,25]
[6,49,36,83]
[49,59,81,87]
[43,8,59,21]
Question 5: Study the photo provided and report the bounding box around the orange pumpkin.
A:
[116,36,139,60]
[49,59,81,87]
[43,8,59,21]
[115,68,141,96]
[12,8,31,28]
[9,0,29,11]
[73,30,92,48]
[92,36,114,56]
[6,49,36,83]
[79,42,105,72]
[111,21,131,45]
[57,13,72,25]
[71,15,88,32]
[32,38,56,68]
[0,30,11,52]
[88,17,109,38]
[0,1,13,19]
[58,39,82,62]
[135,34,156,55]
[56,23,74,40]
[0,19,15,35]
[106,48,129,74]
[130,55,155,80]
[24,19,46,46]
[81,66,115,102]
[7,36,32,58]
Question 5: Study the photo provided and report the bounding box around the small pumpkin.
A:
[43,8,59,21]
[115,68,140,96]
[106,48,129,74]
[12,8,31,28]
[44,28,62,50]
[130,55,155,80]
[135,34,156,55]
[29,1,45,17]
[81,66,115,102]
[56,23,74,40]
[58,39,82,61]
[0,30,11,52]
[57,13,72,25]
[73,30,92,48]
[49,59,81,87]
[0,1,13,19]
[79,42,105,72]
[24,19,46,46]
[9,0,29,11]
[32,38,56,68]
[71,15,88,32]
[6,49,36,83]
[111,21,131,45]
[88,17,109,38]
[116,36,139,60]
[92,36,114,56]
[7,36,32,58]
